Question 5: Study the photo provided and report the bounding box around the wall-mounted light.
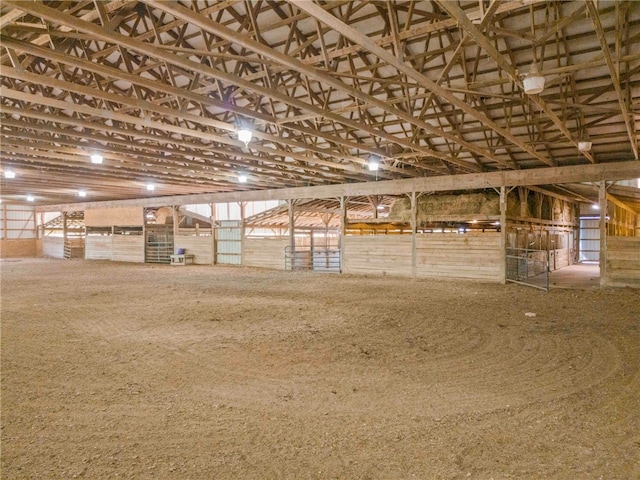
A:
[523,63,545,95]
[237,128,253,147]
[90,153,103,164]
[4,170,16,179]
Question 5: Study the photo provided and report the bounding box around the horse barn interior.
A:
[1,1,640,478]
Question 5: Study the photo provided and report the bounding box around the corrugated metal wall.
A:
[216,220,242,265]
[579,218,600,262]
[1,205,36,239]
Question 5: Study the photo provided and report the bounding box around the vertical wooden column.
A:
[288,199,295,249]
[339,196,347,273]
[599,181,607,286]
[573,203,580,265]
[240,202,246,266]
[499,186,507,284]
[62,211,68,243]
[410,191,417,279]
[1,204,7,240]
[172,206,179,238]
[210,203,216,265]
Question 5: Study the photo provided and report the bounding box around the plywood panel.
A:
[342,236,412,276]
[0,239,37,258]
[112,236,144,263]
[85,237,113,260]
[174,235,213,265]
[605,236,640,287]
[42,237,64,258]
[85,207,143,227]
[416,233,501,281]
[243,237,289,270]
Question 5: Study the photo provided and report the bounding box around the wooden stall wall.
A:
[0,239,37,257]
[42,237,64,258]
[85,237,113,260]
[174,235,213,265]
[605,236,640,287]
[415,233,501,281]
[112,236,144,263]
[342,236,412,276]
[243,237,289,270]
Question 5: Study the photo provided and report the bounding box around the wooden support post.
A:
[518,187,528,218]
[499,186,507,284]
[410,191,417,279]
[240,201,245,266]
[599,181,607,286]
[1,204,6,240]
[288,199,295,250]
[172,206,179,239]
[210,203,216,265]
[340,196,347,273]
[62,211,68,242]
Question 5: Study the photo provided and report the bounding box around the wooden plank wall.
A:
[605,236,640,287]
[112,236,144,263]
[342,236,413,276]
[174,235,213,265]
[0,239,37,258]
[42,237,64,258]
[415,233,501,281]
[85,237,113,260]
[243,237,289,270]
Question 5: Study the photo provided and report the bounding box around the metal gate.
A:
[146,226,173,263]
[216,220,242,265]
[506,247,549,291]
[285,246,340,272]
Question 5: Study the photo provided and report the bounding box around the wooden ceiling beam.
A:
[35,160,640,212]
[0,39,425,176]
[435,0,595,164]
[289,0,555,167]
[147,0,500,170]
[586,0,638,160]
[1,2,467,174]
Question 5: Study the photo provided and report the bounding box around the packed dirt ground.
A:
[1,258,639,479]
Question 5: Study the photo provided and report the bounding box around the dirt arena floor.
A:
[2,258,639,479]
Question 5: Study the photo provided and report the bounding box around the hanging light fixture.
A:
[368,157,380,171]
[523,62,545,95]
[26,194,35,202]
[146,183,155,191]
[237,173,248,183]
[237,128,253,147]
[90,153,103,164]
[4,169,16,179]
[578,140,592,152]
[78,190,87,197]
